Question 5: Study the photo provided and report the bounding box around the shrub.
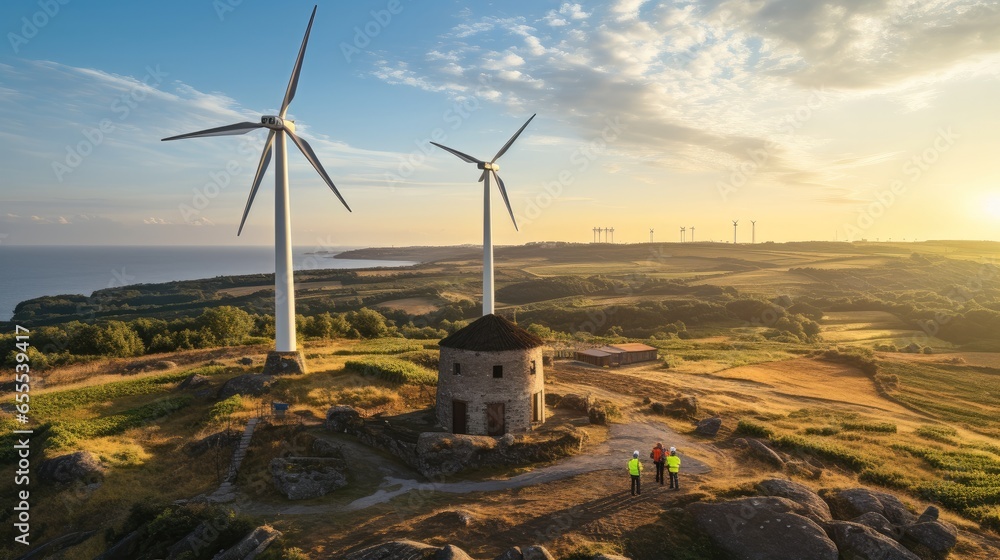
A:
[200,306,254,346]
[736,420,773,438]
[805,426,841,436]
[335,338,423,355]
[343,357,437,385]
[916,425,959,444]
[770,434,873,471]
[46,396,192,449]
[209,395,244,421]
[841,421,897,434]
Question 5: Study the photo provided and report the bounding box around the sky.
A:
[0,0,998,247]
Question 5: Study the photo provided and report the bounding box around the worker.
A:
[628,450,643,496]
[650,442,666,485]
[666,446,681,490]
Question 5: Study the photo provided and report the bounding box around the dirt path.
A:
[250,419,712,516]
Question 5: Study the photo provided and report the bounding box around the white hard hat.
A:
[670,446,677,452]
[633,450,639,457]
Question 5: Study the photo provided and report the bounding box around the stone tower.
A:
[436,314,546,435]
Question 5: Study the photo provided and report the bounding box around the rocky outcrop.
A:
[669,396,699,417]
[185,429,239,457]
[522,546,556,560]
[824,521,920,560]
[216,373,276,399]
[415,429,586,479]
[238,357,254,366]
[822,488,916,526]
[177,373,208,389]
[38,451,105,484]
[213,525,281,560]
[438,544,476,560]
[684,481,958,560]
[687,497,839,560]
[902,520,958,559]
[756,478,832,522]
[746,438,785,467]
[588,404,608,425]
[695,417,722,436]
[270,457,348,500]
[344,540,442,559]
[326,405,364,432]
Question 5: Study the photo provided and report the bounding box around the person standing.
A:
[628,450,643,496]
[650,442,666,485]
[666,446,681,490]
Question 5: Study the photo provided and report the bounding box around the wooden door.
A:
[452,400,467,434]
[486,402,505,436]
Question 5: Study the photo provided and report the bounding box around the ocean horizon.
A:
[0,245,416,321]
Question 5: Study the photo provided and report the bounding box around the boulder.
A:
[558,393,590,413]
[756,478,832,522]
[695,417,722,437]
[270,457,348,500]
[917,505,940,523]
[326,405,364,432]
[494,547,523,560]
[522,546,556,560]
[687,497,838,560]
[213,525,281,560]
[851,512,902,540]
[437,544,476,560]
[153,360,177,370]
[238,357,254,366]
[901,520,957,558]
[733,437,749,449]
[544,393,561,406]
[178,374,208,390]
[669,396,699,417]
[166,521,216,560]
[216,373,275,399]
[185,430,239,457]
[38,451,105,484]
[344,540,439,560]
[746,438,785,467]
[823,488,915,525]
[824,521,920,560]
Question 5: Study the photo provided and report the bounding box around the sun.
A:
[986,192,1000,218]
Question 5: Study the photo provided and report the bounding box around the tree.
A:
[94,321,145,357]
[199,306,254,346]
[347,308,390,338]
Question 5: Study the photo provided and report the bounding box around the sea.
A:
[0,246,416,321]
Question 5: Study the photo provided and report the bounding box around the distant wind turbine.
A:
[610,227,615,244]
[431,114,536,315]
[690,226,695,242]
[680,226,686,242]
[751,220,757,244]
[649,228,654,243]
[161,6,346,372]
[732,220,739,244]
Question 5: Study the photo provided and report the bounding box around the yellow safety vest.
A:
[628,458,643,476]
[667,454,681,473]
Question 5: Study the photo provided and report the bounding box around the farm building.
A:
[575,343,658,367]
[436,314,546,436]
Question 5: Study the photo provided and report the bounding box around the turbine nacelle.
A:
[260,115,289,130]
[477,162,499,171]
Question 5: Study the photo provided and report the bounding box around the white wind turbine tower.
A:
[690,226,695,242]
[732,220,739,244]
[649,228,654,243]
[680,226,686,242]
[161,6,347,374]
[431,114,536,316]
[751,220,757,244]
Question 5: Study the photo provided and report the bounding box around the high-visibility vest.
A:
[667,454,681,473]
[628,458,643,476]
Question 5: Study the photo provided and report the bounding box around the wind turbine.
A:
[431,114,536,315]
[732,220,739,244]
[649,228,654,243]
[751,220,757,244]
[680,226,686,242]
[690,226,695,242]
[161,6,346,373]
[610,227,615,243]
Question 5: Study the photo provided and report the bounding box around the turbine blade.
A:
[280,5,317,117]
[491,113,536,163]
[286,128,352,212]
[493,170,518,231]
[430,142,484,165]
[479,170,487,182]
[238,130,276,236]
[161,121,263,141]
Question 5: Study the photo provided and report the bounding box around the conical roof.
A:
[438,314,544,352]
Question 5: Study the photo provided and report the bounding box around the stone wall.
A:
[436,346,545,435]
